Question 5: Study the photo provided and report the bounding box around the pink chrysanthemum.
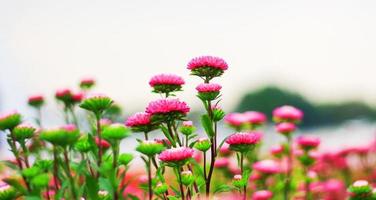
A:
[224,113,249,126]
[187,56,228,71]
[296,136,320,149]
[28,94,44,107]
[273,105,303,122]
[55,88,72,98]
[214,158,230,168]
[145,99,190,115]
[125,112,152,127]
[158,147,194,163]
[195,83,222,93]
[275,122,296,134]
[253,160,281,174]
[252,190,273,200]
[226,132,261,145]
[270,144,284,156]
[244,111,267,124]
[182,121,193,127]
[149,74,185,87]
[80,77,95,85]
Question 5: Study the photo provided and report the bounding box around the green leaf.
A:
[160,125,176,147]
[3,177,27,195]
[99,178,113,197]
[85,174,99,200]
[201,114,214,137]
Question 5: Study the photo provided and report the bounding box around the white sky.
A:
[1,0,376,117]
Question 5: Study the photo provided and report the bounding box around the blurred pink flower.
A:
[270,144,284,156]
[159,147,194,163]
[182,121,193,127]
[195,83,222,92]
[275,122,296,134]
[187,56,228,71]
[149,74,185,87]
[253,160,281,174]
[214,158,230,168]
[146,99,190,115]
[252,190,273,200]
[273,105,303,122]
[244,111,267,125]
[224,112,250,126]
[296,136,320,149]
[125,112,152,127]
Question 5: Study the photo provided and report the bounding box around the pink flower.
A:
[0,110,19,121]
[182,121,193,127]
[219,143,232,156]
[100,118,112,126]
[252,190,273,200]
[55,88,72,99]
[145,99,190,115]
[253,160,281,174]
[187,56,228,71]
[226,132,261,145]
[125,112,152,127]
[28,94,44,106]
[275,122,296,134]
[80,77,95,85]
[353,180,368,187]
[159,147,194,163]
[273,105,303,122]
[244,111,267,124]
[149,74,185,87]
[195,83,222,92]
[233,174,242,181]
[214,158,230,168]
[61,124,77,132]
[296,136,320,149]
[270,144,284,156]
[224,113,249,126]
[72,92,84,103]
[95,137,110,149]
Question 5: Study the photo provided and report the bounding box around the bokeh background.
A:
[1,0,376,155]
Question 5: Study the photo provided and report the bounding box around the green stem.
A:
[96,114,103,177]
[63,148,77,200]
[177,167,185,200]
[52,146,60,190]
[240,152,246,200]
[112,142,119,200]
[147,157,153,200]
[284,135,293,200]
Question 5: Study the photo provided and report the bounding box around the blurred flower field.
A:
[0,56,375,200]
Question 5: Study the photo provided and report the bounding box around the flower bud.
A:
[154,183,168,195]
[0,184,17,200]
[136,140,165,157]
[348,180,372,199]
[118,153,133,166]
[40,124,80,147]
[0,111,22,131]
[232,174,246,188]
[275,122,296,135]
[212,106,225,122]
[12,123,36,142]
[179,121,196,136]
[102,123,130,141]
[75,135,94,153]
[31,173,50,188]
[194,138,211,152]
[181,170,195,186]
[79,95,113,115]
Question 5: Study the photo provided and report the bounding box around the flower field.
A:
[0,56,375,200]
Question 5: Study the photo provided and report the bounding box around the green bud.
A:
[102,124,130,141]
[349,180,373,200]
[298,154,315,166]
[79,95,113,115]
[212,108,225,122]
[22,166,41,178]
[12,124,36,142]
[194,138,211,152]
[118,153,133,166]
[232,174,246,188]
[0,111,22,131]
[34,160,53,171]
[40,124,80,147]
[154,183,168,195]
[179,121,195,136]
[0,185,17,200]
[30,173,50,188]
[98,190,111,200]
[75,135,94,152]
[136,140,165,157]
[181,170,195,186]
